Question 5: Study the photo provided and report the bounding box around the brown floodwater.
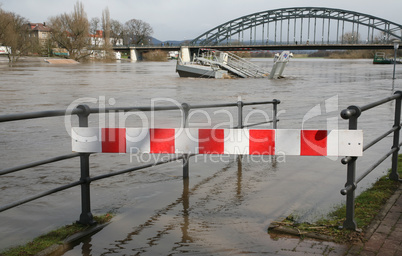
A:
[0,56,399,254]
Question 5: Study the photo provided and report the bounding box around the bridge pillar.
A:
[130,48,142,61]
[180,46,191,63]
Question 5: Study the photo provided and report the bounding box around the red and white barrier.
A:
[71,128,363,156]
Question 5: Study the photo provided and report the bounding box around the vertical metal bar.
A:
[388,23,390,42]
[327,17,331,44]
[322,17,325,44]
[267,18,270,44]
[275,20,277,44]
[254,20,257,45]
[390,91,402,181]
[393,45,398,80]
[356,16,360,44]
[273,99,279,129]
[293,17,296,44]
[371,23,375,43]
[342,106,361,230]
[308,15,311,44]
[336,14,340,44]
[182,103,190,179]
[314,17,317,44]
[77,104,95,225]
[352,15,355,44]
[287,16,290,44]
[262,21,265,45]
[242,25,244,44]
[250,25,252,45]
[300,17,303,44]
[237,100,243,129]
[342,14,345,44]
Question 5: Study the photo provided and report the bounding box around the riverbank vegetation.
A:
[143,50,168,61]
[0,214,113,256]
[0,1,154,62]
[269,155,402,243]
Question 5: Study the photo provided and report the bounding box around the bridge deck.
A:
[114,44,395,51]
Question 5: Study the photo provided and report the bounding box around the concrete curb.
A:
[34,223,109,256]
[268,183,402,245]
[268,222,337,242]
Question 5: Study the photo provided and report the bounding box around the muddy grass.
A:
[268,155,402,244]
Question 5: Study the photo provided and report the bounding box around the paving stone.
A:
[356,250,376,256]
[387,230,402,241]
[382,239,400,251]
[375,248,397,256]
[325,244,349,255]
[363,233,386,252]
[345,244,363,256]
[375,224,392,235]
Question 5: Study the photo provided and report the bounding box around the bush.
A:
[142,50,167,61]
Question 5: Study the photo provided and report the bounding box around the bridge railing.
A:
[0,99,280,225]
[340,91,402,230]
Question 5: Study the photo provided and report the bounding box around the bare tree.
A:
[124,19,153,45]
[89,17,102,47]
[110,19,124,45]
[102,7,111,49]
[341,32,360,44]
[0,8,35,62]
[48,1,90,60]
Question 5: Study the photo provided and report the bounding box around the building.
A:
[90,30,123,46]
[27,23,52,46]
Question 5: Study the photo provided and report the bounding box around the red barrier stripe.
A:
[102,128,126,153]
[300,130,327,156]
[249,129,275,155]
[150,128,175,153]
[198,129,224,154]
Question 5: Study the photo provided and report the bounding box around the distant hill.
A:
[151,37,187,46]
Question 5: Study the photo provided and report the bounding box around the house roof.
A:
[28,23,51,32]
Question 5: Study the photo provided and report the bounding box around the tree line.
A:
[0,1,153,62]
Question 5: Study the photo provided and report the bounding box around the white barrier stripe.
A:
[275,129,300,156]
[71,128,363,156]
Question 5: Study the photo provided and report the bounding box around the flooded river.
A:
[0,57,399,254]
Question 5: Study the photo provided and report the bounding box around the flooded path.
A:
[0,57,399,254]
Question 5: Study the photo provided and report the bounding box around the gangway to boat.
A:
[176,47,290,79]
[195,49,268,78]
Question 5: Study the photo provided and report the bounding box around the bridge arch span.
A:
[190,7,402,46]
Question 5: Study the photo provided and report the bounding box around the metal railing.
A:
[0,99,280,225]
[340,91,402,230]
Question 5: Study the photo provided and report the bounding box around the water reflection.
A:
[180,178,193,244]
[236,156,242,199]
[80,237,93,256]
[74,156,247,255]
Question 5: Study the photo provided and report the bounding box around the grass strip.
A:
[1,213,113,256]
[269,155,402,243]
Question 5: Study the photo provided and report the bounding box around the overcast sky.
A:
[1,0,402,41]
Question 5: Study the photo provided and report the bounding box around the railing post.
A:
[273,99,280,129]
[390,91,402,181]
[182,103,190,179]
[237,99,243,129]
[76,104,96,225]
[341,105,361,230]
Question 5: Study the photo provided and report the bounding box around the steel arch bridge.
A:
[190,7,402,46]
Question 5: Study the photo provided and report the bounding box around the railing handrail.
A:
[0,100,279,123]
[0,99,280,223]
[339,91,402,230]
